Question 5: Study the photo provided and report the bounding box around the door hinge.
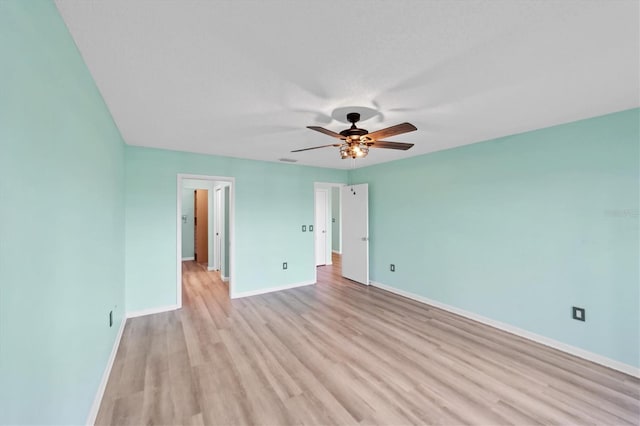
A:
[194,217,197,225]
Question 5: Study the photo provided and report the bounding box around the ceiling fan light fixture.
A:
[340,144,350,159]
[340,142,369,159]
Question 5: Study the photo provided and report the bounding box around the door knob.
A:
[361,237,368,241]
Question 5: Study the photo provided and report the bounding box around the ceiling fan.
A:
[292,112,417,159]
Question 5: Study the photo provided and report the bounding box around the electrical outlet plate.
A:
[572,306,585,321]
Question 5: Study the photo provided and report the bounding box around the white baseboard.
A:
[207,266,216,271]
[222,276,229,282]
[231,280,315,299]
[370,281,639,378]
[332,250,342,254]
[126,304,180,319]
[181,257,194,261]
[85,316,127,425]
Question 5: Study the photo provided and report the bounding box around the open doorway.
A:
[314,183,345,280]
[181,182,213,268]
[194,188,209,265]
[177,174,235,306]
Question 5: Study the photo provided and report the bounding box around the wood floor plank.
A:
[95,255,640,425]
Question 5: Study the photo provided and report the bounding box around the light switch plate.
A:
[302,225,306,232]
[309,225,314,232]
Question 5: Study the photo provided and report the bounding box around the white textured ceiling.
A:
[55,0,639,169]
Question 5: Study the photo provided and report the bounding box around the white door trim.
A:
[213,186,223,271]
[177,174,235,305]
[314,188,329,266]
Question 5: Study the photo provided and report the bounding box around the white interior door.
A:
[214,188,222,270]
[315,189,328,266]
[341,184,369,285]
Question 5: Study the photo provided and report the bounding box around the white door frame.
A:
[331,186,343,255]
[313,182,346,282]
[314,188,329,266]
[213,186,223,271]
[177,174,235,306]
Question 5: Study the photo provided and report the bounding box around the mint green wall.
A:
[181,189,195,258]
[0,1,126,424]
[351,109,640,368]
[331,187,341,252]
[125,146,347,310]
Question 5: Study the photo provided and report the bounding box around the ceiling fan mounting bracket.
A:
[339,112,368,138]
[346,112,360,124]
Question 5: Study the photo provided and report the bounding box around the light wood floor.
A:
[97,254,640,425]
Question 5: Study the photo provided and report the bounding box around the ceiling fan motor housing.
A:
[340,127,368,138]
[340,112,368,140]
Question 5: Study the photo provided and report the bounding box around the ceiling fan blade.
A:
[307,126,344,139]
[291,144,341,153]
[366,122,417,141]
[368,141,414,150]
